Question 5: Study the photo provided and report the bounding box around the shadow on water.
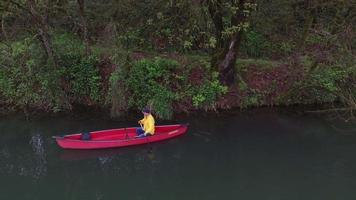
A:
[0,108,356,200]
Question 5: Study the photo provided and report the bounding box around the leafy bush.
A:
[59,54,101,104]
[285,65,349,104]
[52,32,102,104]
[240,30,272,58]
[53,32,85,56]
[190,72,227,108]
[240,91,263,108]
[118,29,146,50]
[110,57,178,118]
[0,34,102,113]
[0,37,61,111]
[108,57,227,119]
[125,57,178,119]
[277,41,295,57]
[107,64,128,117]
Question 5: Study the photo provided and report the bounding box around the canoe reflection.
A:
[59,145,155,161]
[59,149,124,161]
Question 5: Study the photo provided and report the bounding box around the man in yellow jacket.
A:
[137,108,155,137]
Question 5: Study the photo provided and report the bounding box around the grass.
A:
[236,58,281,72]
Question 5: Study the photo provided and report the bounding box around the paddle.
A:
[134,121,141,137]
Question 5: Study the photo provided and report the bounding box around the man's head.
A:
[142,108,151,116]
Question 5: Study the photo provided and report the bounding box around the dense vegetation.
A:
[0,0,355,119]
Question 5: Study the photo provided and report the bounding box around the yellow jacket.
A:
[139,114,155,135]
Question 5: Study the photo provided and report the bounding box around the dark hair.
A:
[142,108,151,113]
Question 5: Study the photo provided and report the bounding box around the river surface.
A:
[0,109,356,200]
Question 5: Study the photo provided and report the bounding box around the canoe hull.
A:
[54,124,188,150]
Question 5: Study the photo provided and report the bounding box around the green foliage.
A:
[52,32,85,56]
[0,33,102,113]
[118,29,146,50]
[53,32,102,104]
[217,1,257,37]
[123,57,179,119]
[59,54,101,103]
[240,30,273,58]
[0,64,41,108]
[312,67,347,93]
[240,92,263,108]
[107,63,129,117]
[183,40,193,50]
[277,41,295,57]
[208,37,217,48]
[285,66,350,104]
[1,0,354,117]
[0,38,60,111]
[236,58,280,72]
[108,57,227,118]
[238,80,248,92]
[190,72,227,108]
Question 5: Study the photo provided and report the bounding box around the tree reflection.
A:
[29,133,47,180]
[0,133,48,180]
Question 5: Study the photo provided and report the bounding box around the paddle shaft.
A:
[124,128,128,139]
[139,122,146,137]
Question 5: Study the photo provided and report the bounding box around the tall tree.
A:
[203,0,257,85]
[296,0,317,49]
[206,0,224,50]
[26,0,57,66]
[0,0,10,40]
[77,0,90,55]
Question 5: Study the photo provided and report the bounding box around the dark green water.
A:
[1,109,356,200]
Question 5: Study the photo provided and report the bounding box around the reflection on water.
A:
[0,146,12,174]
[60,149,123,161]
[0,133,48,180]
[29,133,47,179]
[0,109,356,200]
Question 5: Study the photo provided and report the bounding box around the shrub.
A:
[240,30,272,58]
[0,37,61,111]
[125,57,178,119]
[53,32,102,105]
[0,33,102,112]
[59,54,101,104]
[285,65,349,104]
[53,32,85,56]
[108,57,179,119]
[190,72,227,108]
[108,57,227,119]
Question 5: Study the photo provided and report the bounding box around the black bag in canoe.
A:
[81,132,91,140]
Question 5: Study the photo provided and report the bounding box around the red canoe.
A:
[53,124,188,149]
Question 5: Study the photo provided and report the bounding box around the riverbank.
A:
[1,0,354,120]
[0,50,354,119]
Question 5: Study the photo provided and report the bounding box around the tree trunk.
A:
[26,0,57,67]
[217,31,244,85]
[207,0,224,49]
[77,0,90,55]
[1,0,10,40]
[297,0,315,49]
[1,13,8,40]
[207,0,226,68]
[216,0,246,85]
